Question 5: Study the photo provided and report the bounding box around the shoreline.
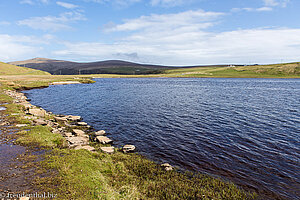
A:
[0,79,257,199]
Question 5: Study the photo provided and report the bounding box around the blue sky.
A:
[0,0,299,65]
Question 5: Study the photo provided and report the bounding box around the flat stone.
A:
[96,136,113,144]
[74,145,95,152]
[33,119,47,126]
[28,108,46,117]
[72,129,85,136]
[63,132,73,137]
[15,124,28,127]
[100,147,114,154]
[123,145,136,153]
[11,113,20,116]
[77,122,88,126]
[95,130,106,136]
[66,115,82,121]
[54,116,68,122]
[67,136,89,146]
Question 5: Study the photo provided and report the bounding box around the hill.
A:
[9,58,173,75]
[164,63,300,78]
[0,61,50,75]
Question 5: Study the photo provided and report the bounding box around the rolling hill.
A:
[0,61,50,75]
[9,58,174,75]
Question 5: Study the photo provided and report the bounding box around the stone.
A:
[95,130,106,136]
[67,136,89,147]
[100,147,114,154]
[54,116,68,122]
[15,124,28,127]
[33,119,47,126]
[66,115,82,121]
[72,129,85,136]
[161,163,173,171]
[0,121,10,126]
[63,132,73,137]
[123,145,136,153]
[74,145,95,152]
[52,129,61,134]
[77,122,88,126]
[96,136,113,144]
[19,102,32,110]
[28,108,46,117]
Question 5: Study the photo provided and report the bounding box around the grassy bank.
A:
[0,63,258,199]
[163,63,300,78]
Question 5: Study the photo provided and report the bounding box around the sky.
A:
[0,0,300,66]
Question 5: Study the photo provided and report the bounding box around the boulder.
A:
[33,119,47,126]
[96,136,112,144]
[74,145,95,152]
[95,130,106,136]
[28,108,46,117]
[72,129,85,136]
[123,145,136,153]
[161,163,173,171]
[100,147,114,154]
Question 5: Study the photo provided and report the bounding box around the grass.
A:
[163,63,300,78]
[0,61,50,75]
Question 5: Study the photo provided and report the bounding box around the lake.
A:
[25,78,300,199]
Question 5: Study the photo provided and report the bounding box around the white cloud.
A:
[0,34,54,62]
[86,0,141,7]
[263,0,289,7]
[231,7,273,12]
[18,11,86,31]
[51,10,300,65]
[0,21,11,25]
[56,1,78,9]
[20,0,35,5]
[105,9,224,32]
[150,0,193,7]
[53,27,300,65]
[20,0,50,5]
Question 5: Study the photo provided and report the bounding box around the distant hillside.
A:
[0,61,50,75]
[164,62,300,78]
[9,58,173,75]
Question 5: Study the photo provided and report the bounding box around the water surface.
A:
[25,78,300,199]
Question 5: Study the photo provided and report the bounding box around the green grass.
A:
[17,126,65,148]
[0,62,50,75]
[163,63,300,78]
[34,148,256,200]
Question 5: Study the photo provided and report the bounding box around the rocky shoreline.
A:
[3,88,173,171]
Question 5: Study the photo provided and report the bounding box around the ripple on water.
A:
[25,78,300,200]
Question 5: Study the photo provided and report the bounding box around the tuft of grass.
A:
[17,126,65,148]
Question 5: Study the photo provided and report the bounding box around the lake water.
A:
[25,78,300,199]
